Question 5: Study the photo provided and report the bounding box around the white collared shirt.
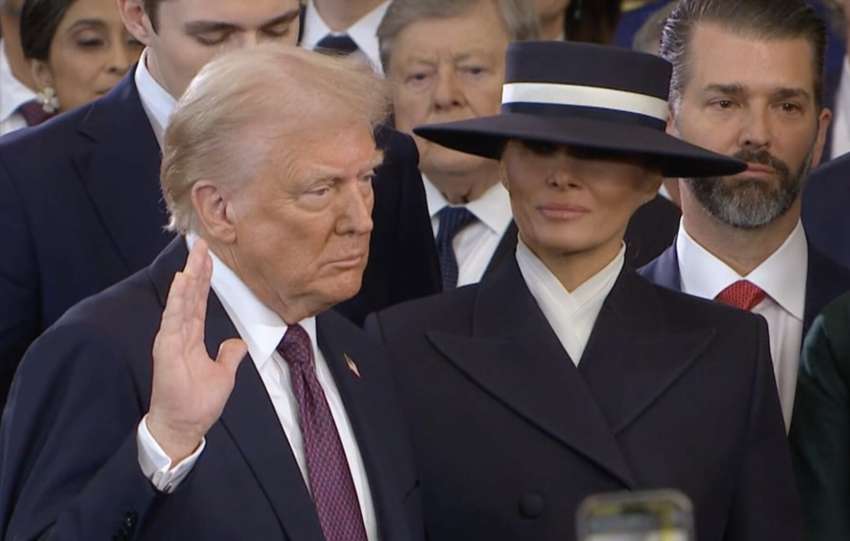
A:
[516,239,625,364]
[424,175,514,287]
[137,235,378,540]
[300,0,390,74]
[0,40,37,137]
[831,56,850,160]
[676,221,808,431]
[134,49,176,148]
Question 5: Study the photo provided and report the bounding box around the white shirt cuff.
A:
[137,414,205,494]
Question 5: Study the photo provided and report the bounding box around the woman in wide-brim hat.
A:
[367,40,798,541]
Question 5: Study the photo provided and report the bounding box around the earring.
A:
[37,86,59,114]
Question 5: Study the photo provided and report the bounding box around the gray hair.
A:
[661,0,827,110]
[632,2,676,55]
[377,0,540,72]
[161,44,390,234]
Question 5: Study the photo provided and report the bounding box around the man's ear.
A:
[117,0,156,46]
[810,106,833,169]
[191,181,238,244]
[666,103,679,136]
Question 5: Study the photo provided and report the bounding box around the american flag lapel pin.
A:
[344,353,361,378]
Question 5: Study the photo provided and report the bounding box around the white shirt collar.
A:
[422,174,513,235]
[677,220,808,320]
[185,234,319,372]
[516,237,625,363]
[301,0,389,72]
[134,48,177,147]
[0,40,37,123]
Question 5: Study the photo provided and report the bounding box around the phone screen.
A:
[576,490,694,541]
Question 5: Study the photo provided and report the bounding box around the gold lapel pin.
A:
[344,353,361,378]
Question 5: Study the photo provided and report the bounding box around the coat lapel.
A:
[316,311,414,541]
[426,261,637,488]
[638,243,682,292]
[577,269,716,434]
[482,221,518,279]
[148,239,325,540]
[74,71,172,273]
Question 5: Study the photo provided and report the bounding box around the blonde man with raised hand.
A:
[0,45,424,541]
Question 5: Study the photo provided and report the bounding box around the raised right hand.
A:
[146,239,248,463]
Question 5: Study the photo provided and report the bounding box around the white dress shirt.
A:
[831,57,850,160]
[676,221,807,431]
[134,49,176,147]
[300,0,390,74]
[516,239,625,364]
[424,176,514,287]
[0,40,37,137]
[137,235,378,540]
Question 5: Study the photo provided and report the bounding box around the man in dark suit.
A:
[369,39,799,541]
[0,44,423,541]
[640,0,850,430]
[0,0,436,405]
[801,152,850,271]
[789,291,850,541]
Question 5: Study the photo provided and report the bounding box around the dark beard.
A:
[684,147,811,229]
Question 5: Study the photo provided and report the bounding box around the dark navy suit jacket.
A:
[367,259,800,541]
[0,72,438,406]
[639,241,850,337]
[802,153,850,271]
[0,238,424,541]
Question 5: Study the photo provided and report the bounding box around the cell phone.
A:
[575,489,695,541]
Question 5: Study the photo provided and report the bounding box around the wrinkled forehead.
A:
[686,23,818,99]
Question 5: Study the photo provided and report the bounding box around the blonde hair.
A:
[161,44,390,233]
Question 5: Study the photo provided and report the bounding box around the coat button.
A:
[124,511,138,529]
[519,492,545,518]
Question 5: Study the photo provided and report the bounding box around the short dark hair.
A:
[660,0,827,108]
[20,0,73,61]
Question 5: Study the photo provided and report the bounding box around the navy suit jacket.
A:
[640,241,850,337]
[0,238,424,541]
[0,71,437,405]
[802,153,850,271]
[366,259,800,541]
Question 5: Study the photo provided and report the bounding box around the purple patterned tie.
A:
[277,324,368,541]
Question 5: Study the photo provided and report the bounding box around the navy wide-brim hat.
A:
[413,41,745,178]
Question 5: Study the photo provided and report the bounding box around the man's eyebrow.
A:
[183,20,240,34]
[773,87,811,101]
[702,83,746,96]
[260,9,301,30]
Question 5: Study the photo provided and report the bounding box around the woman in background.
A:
[20,0,142,116]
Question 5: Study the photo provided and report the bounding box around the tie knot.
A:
[316,33,359,55]
[715,280,767,311]
[16,99,53,127]
[437,206,476,242]
[277,324,314,369]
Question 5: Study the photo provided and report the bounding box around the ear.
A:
[498,158,510,192]
[117,0,156,45]
[30,58,54,89]
[641,169,664,204]
[665,103,679,136]
[810,106,833,169]
[191,181,238,244]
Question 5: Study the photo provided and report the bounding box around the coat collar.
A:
[425,259,715,488]
[74,69,171,273]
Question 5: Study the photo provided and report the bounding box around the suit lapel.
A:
[317,312,413,541]
[577,270,716,434]
[74,72,172,273]
[639,243,682,292]
[426,261,637,488]
[149,239,325,540]
[482,221,518,279]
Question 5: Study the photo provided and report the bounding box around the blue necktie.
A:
[436,206,476,290]
[316,34,359,55]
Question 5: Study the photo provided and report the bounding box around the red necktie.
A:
[277,324,368,541]
[715,280,766,311]
[15,100,54,127]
